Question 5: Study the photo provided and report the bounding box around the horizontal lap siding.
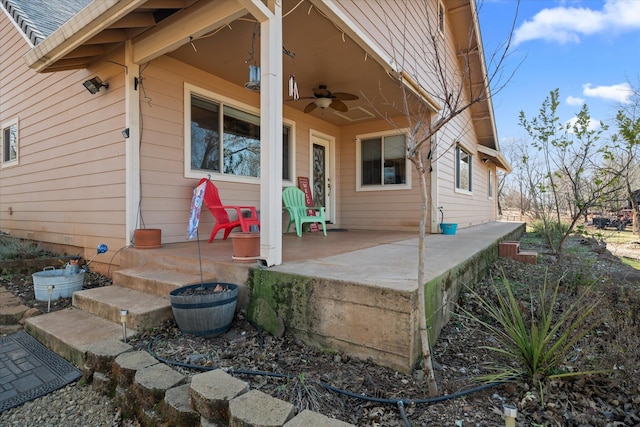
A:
[0,12,127,259]
[338,119,424,231]
[140,56,341,242]
[331,0,497,231]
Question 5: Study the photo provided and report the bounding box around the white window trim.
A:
[454,144,473,195]
[183,83,294,184]
[355,129,411,192]
[437,0,446,36]
[1,117,19,168]
[282,120,296,186]
[488,169,494,200]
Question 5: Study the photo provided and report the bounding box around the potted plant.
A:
[169,282,238,337]
[133,228,162,248]
[438,207,457,235]
[229,230,260,263]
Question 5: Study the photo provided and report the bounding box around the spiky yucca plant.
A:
[464,273,603,384]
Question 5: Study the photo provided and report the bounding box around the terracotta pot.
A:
[230,232,260,263]
[133,229,162,249]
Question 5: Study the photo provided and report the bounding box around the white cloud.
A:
[566,116,602,132]
[583,82,633,104]
[513,0,640,45]
[566,96,585,106]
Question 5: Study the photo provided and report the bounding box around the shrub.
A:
[463,272,603,385]
[0,234,47,260]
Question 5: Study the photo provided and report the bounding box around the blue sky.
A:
[477,0,640,144]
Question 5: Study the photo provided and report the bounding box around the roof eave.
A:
[23,0,147,72]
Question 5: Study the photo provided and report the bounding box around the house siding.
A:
[0,11,128,263]
[133,55,341,243]
[328,0,497,230]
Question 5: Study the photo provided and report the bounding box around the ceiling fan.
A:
[301,84,358,113]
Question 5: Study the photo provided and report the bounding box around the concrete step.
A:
[24,308,134,366]
[73,286,174,332]
[112,267,209,298]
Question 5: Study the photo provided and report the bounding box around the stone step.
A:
[0,287,30,324]
[112,267,209,298]
[24,308,135,366]
[73,286,174,332]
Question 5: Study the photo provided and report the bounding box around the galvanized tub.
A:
[169,282,238,337]
[32,266,85,301]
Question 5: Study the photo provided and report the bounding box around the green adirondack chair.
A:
[282,187,327,237]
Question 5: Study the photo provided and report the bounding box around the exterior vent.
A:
[332,106,375,122]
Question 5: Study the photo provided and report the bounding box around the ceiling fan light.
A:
[314,98,332,109]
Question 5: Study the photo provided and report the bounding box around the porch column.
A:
[252,0,283,266]
[124,40,141,245]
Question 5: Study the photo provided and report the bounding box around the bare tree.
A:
[363,0,520,396]
[519,89,628,254]
[612,80,640,235]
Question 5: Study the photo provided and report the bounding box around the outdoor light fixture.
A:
[314,97,332,109]
[83,77,109,94]
[482,157,489,163]
[120,309,129,342]
[244,65,260,91]
[122,128,130,138]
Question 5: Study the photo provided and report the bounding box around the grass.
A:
[621,257,640,270]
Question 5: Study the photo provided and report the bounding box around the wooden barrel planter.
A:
[169,282,238,337]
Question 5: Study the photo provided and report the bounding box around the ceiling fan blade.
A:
[332,92,358,101]
[304,102,317,113]
[330,100,348,112]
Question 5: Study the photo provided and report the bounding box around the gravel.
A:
[0,383,130,427]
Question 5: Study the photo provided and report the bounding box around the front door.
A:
[310,132,335,224]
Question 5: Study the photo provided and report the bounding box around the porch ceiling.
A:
[166,3,404,127]
[24,0,499,147]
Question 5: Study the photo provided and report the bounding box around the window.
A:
[185,86,293,182]
[437,0,445,35]
[1,119,18,166]
[488,169,493,198]
[357,131,410,190]
[456,145,472,192]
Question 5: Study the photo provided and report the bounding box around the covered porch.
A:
[116,221,525,371]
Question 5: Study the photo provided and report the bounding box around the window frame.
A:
[455,144,473,194]
[488,169,493,199]
[1,118,19,168]
[183,83,294,184]
[355,129,411,192]
[437,0,446,36]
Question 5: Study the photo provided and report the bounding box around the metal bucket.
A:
[32,267,85,301]
[169,282,238,337]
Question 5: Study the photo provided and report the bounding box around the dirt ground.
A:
[2,233,640,426]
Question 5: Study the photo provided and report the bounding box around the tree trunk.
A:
[415,153,438,397]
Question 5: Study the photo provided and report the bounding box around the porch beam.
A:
[238,0,274,22]
[258,0,283,267]
[131,0,247,65]
[24,0,147,72]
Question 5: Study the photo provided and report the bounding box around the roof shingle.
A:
[1,0,91,45]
